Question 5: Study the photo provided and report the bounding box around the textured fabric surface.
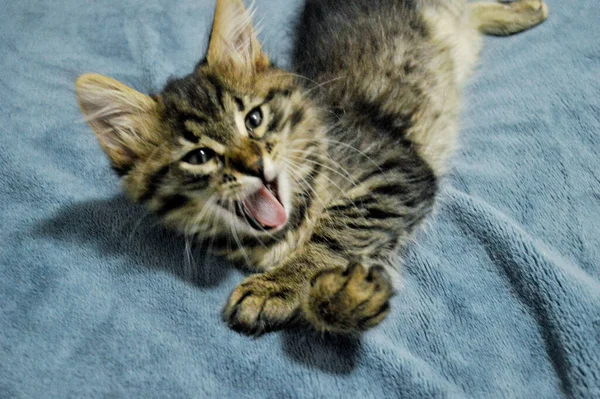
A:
[1,0,599,397]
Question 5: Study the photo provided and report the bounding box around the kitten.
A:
[75,0,547,335]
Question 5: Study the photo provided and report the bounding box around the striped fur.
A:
[76,0,548,335]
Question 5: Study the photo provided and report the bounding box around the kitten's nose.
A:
[233,156,265,181]
[228,141,266,182]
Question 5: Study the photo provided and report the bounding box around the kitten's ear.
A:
[206,0,269,73]
[75,74,159,174]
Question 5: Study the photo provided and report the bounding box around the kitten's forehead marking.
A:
[235,88,293,139]
[199,136,227,154]
[175,77,296,146]
[234,110,249,139]
[181,120,227,154]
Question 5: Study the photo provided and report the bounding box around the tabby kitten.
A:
[75,0,547,335]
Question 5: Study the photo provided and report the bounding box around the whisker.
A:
[183,235,196,281]
[183,194,218,256]
[227,201,254,270]
[291,136,424,184]
[290,136,383,172]
[284,162,328,211]
[287,152,359,188]
[204,212,219,257]
[285,157,349,200]
[287,165,355,233]
[274,71,326,90]
[304,75,346,95]
[126,212,156,243]
[324,138,383,172]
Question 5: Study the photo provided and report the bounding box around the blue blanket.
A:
[1,0,598,397]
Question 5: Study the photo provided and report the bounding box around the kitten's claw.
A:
[303,263,394,333]
[223,274,300,335]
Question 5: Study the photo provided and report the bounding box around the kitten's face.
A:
[140,65,320,237]
[76,0,326,242]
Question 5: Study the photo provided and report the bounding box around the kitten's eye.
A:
[245,107,263,131]
[182,148,215,165]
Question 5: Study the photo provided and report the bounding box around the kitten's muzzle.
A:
[227,140,266,182]
[218,177,284,231]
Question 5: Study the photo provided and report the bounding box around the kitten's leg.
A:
[303,262,393,333]
[223,248,393,335]
[222,265,304,335]
[470,1,548,36]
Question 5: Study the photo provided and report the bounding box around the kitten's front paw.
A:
[223,274,301,335]
[303,263,393,334]
[512,0,548,22]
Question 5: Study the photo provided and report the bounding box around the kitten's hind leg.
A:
[470,1,548,36]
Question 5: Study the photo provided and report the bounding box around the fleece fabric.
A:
[1,0,598,397]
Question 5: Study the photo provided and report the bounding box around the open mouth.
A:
[224,179,287,231]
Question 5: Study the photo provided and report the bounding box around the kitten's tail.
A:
[470,0,548,36]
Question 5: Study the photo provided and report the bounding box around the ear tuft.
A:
[206,0,269,73]
[75,74,159,173]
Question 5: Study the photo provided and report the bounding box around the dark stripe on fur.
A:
[112,164,131,177]
[290,108,305,128]
[265,88,293,103]
[356,99,412,135]
[325,196,378,213]
[206,75,225,111]
[182,174,210,191]
[182,127,200,144]
[139,165,170,203]
[371,183,410,197]
[268,109,284,132]
[287,160,323,229]
[358,157,405,182]
[365,207,404,219]
[265,90,276,103]
[234,97,245,112]
[311,233,345,252]
[156,194,189,217]
[176,114,207,143]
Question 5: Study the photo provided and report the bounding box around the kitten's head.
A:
[76,0,325,240]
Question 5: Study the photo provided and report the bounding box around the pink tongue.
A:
[243,186,287,228]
